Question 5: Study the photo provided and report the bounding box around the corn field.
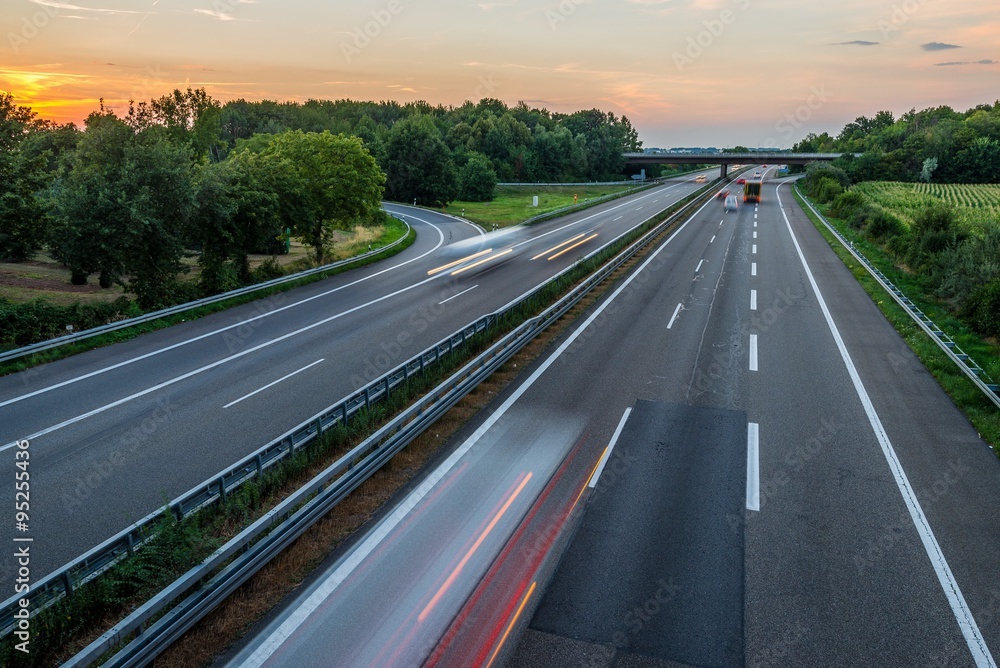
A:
[854,182,1000,232]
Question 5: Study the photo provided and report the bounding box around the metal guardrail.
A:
[65,178,723,668]
[795,186,1000,409]
[0,217,412,364]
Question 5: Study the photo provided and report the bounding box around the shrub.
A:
[830,190,867,220]
[0,296,138,350]
[962,278,1000,338]
[864,210,906,242]
[816,177,845,204]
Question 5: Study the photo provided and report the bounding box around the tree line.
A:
[0,89,642,311]
[794,101,1000,184]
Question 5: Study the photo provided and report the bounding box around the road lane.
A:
[0,177,709,581]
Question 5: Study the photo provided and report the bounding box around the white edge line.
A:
[667,303,683,330]
[224,359,325,409]
[439,285,479,305]
[590,408,632,488]
[746,422,760,511]
[776,183,996,668]
[749,334,758,371]
[238,183,718,668]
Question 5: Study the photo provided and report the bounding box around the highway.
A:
[0,175,709,583]
[225,170,1000,666]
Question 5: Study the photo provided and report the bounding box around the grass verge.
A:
[449,184,642,228]
[1,186,706,668]
[792,187,1000,454]
[0,219,414,378]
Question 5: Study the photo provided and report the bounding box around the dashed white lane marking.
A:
[749,334,758,371]
[695,259,704,273]
[590,408,632,488]
[224,359,325,409]
[752,262,757,277]
[667,303,683,330]
[747,422,760,511]
[751,290,758,311]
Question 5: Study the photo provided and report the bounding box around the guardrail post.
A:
[364,388,370,410]
[341,404,348,425]
[288,436,295,457]
[255,454,263,477]
[127,532,135,557]
[384,377,390,399]
[316,417,323,440]
[218,476,227,503]
[63,571,73,598]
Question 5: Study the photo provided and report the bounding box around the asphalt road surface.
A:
[0,175,708,583]
[229,169,1000,667]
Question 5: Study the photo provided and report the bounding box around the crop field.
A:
[854,182,1000,232]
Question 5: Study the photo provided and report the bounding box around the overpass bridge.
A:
[624,152,851,178]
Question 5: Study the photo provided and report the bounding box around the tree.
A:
[260,130,385,263]
[190,150,287,292]
[0,93,50,261]
[51,112,194,307]
[920,157,938,183]
[384,116,457,207]
[126,88,225,162]
[458,153,497,201]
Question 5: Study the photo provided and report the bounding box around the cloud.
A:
[29,0,147,14]
[935,59,997,66]
[922,42,961,51]
[832,40,879,46]
[193,8,255,22]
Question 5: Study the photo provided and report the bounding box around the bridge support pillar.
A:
[720,163,728,179]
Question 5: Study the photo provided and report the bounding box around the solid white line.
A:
[239,192,719,668]
[749,334,758,371]
[752,244,757,254]
[776,184,996,668]
[695,259,704,273]
[438,284,479,305]
[667,303,683,329]
[0,217,448,410]
[747,422,760,511]
[752,262,757,276]
[711,235,716,243]
[750,290,758,311]
[223,359,325,409]
[590,408,632,488]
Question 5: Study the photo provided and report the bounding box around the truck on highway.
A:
[743,178,762,204]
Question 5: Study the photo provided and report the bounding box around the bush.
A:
[864,210,906,242]
[962,278,1000,338]
[830,190,867,220]
[251,257,286,283]
[0,296,138,350]
[815,177,845,203]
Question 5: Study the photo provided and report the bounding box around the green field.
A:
[448,184,641,228]
[854,182,1000,232]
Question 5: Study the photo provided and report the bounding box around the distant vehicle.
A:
[724,195,739,212]
[736,178,746,184]
[744,178,763,203]
[716,189,729,199]
[762,164,768,167]
[695,174,707,182]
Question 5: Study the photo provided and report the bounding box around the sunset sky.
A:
[1,0,997,147]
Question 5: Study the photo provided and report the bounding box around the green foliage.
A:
[384,115,458,207]
[0,93,50,261]
[829,190,867,220]
[49,111,195,309]
[0,295,138,350]
[815,177,844,203]
[258,130,385,263]
[457,152,497,202]
[962,279,1000,338]
[796,101,1000,184]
